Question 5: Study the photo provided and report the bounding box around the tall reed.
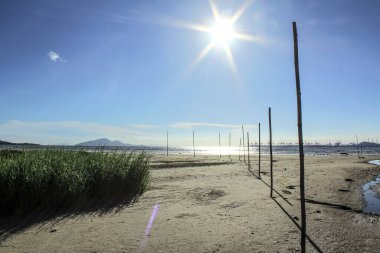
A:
[0,149,150,215]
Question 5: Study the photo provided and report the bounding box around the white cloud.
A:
[0,120,144,145]
[130,124,159,129]
[0,120,367,146]
[0,120,258,146]
[48,50,66,62]
[170,122,257,130]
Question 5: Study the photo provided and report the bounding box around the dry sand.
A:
[1,154,380,253]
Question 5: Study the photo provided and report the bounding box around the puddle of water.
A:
[368,160,380,166]
[362,160,380,214]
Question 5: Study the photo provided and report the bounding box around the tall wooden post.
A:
[166,131,169,156]
[242,125,245,162]
[229,133,231,160]
[219,132,221,159]
[269,107,273,198]
[247,132,250,169]
[356,134,360,158]
[239,138,241,161]
[293,21,306,253]
[193,130,195,157]
[258,123,261,179]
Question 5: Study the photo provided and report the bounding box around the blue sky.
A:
[0,0,379,146]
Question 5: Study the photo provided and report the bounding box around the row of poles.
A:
[163,107,303,250]
[165,125,260,163]
[166,22,306,252]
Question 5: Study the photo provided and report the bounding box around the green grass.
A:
[0,149,151,215]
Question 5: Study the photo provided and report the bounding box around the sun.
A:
[211,19,235,45]
[167,0,260,78]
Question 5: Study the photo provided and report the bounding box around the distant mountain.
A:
[0,140,40,146]
[359,141,380,147]
[0,140,13,145]
[75,138,130,147]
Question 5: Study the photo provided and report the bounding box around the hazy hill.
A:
[0,140,13,145]
[75,138,130,147]
[0,140,40,146]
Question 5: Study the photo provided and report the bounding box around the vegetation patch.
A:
[0,149,151,215]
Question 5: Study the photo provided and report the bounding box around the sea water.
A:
[1,144,380,156]
[362,160,380,215]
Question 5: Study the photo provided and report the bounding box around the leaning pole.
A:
[292,22,306,253]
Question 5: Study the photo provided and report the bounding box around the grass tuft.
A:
[0,149,151,215]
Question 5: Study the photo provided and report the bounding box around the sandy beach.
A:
[1,154,380,253]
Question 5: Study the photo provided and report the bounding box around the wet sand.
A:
[1,154,380,252]
[371,184,380,195]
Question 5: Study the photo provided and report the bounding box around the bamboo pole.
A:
[166,131,169,156]
[193,130,195,157]
[258,122,261,179]
[356,134,360,158]
[247,132,250,169]
[229,133,231,161]
[293,21,306,253]
[269,107,273,198]
[239,138,241,161]
[242,125,245,162]
[219,132,221,159]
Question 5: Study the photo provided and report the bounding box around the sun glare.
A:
[180,0,258,78]
[211,19,235,45]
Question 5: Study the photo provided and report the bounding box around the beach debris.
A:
[286,185,296,190]
[50,228,57,233]
[345,178,354,182]
[338,189,350,192]
[282,190,292,195]
[368,217,378,224]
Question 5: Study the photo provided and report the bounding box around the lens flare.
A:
[139,204,160,253]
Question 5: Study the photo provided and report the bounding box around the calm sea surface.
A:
[2,145,379,156]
